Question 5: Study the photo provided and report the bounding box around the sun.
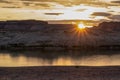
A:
[78,23,86,29]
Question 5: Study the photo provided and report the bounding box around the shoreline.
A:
[0,66,120,80]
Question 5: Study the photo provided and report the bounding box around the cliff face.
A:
[0,20,120,49]
[0,20,48,31]
[98,22,120,31]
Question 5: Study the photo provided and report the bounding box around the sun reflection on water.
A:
[0,51,120,66]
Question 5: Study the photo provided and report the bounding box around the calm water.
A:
[0,50,120,67]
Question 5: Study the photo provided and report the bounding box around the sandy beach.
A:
[0,66,120,80]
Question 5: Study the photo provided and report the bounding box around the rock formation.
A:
[0,20,120,50]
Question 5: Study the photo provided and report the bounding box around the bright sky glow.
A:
[0,0,119,23]
[78,23,86,29]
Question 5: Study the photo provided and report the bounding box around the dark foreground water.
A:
[0,50,120,67]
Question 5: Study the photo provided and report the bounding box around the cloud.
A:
[0,0,58,9]
[34,3,51,7]
[109,15,120,21]
[1,0,119,9]
[1,6,21,8]
[0,0,23,9]
[91,12,111,17]
[0,0,12,3]
[20,0,73,7]
[22,1,31,6]
[44,13,63,15]
[111,1,120,4]
[22,1,52,8]
[0,0,119,21]
[20,0,119,7]
[76,9,86,12]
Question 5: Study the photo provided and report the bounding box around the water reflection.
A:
[0,50,120,67]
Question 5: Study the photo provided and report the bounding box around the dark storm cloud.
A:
[91,12,112,17]
[44,13,63,15]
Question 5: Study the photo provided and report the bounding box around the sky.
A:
[0,0,120,23]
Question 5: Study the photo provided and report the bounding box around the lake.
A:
[0,50,120,67]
